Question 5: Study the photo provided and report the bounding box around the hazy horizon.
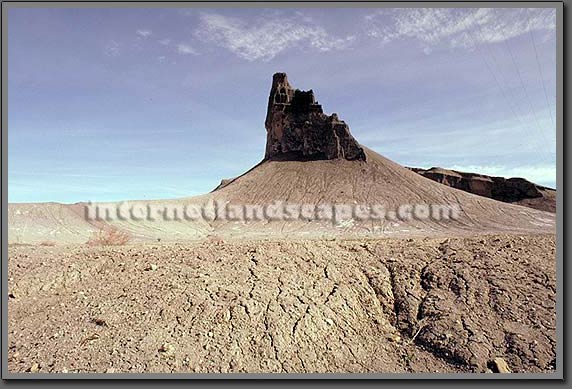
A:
[8,7,557,203]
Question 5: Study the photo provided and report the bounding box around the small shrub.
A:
[39,240,56,247]
[86,227,132,246]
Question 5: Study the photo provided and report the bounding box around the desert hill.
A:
[8,73,555,244]
[208,147,554,238]
[7,73,557,375]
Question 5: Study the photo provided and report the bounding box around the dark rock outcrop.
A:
[212,178,235,192]
[409,167,556,213]
[264,73,366,161]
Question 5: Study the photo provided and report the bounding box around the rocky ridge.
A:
[409,167,556,213]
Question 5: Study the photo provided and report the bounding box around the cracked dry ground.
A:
[8,234,556,374]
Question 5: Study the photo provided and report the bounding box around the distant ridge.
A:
[408,167,556,213]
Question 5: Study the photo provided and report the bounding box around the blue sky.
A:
[8,7,557,203]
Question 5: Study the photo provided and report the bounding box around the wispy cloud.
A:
[158,38,171,45]
[136,29,153,38]
[104,40,121,57]
[195,12,354,61]
[177,43,198,55]
[366,8,556,52]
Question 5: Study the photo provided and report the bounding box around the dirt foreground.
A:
[8,233,556,375]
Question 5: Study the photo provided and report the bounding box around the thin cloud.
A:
[136,29,153,38]
[158,38,171,46]
[177,43,199,55]
[366,8,556,52]
[195,12,354,62]
[104,40,121,57]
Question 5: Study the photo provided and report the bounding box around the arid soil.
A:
[8,233,555,374]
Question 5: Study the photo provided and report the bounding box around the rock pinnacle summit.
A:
[264,73,366,161]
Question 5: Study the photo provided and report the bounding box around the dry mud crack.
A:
[8,234,555,374]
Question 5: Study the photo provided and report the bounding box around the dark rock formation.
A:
[212,178,235,192]
[409,167,556,213]
[264,73,366,161]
